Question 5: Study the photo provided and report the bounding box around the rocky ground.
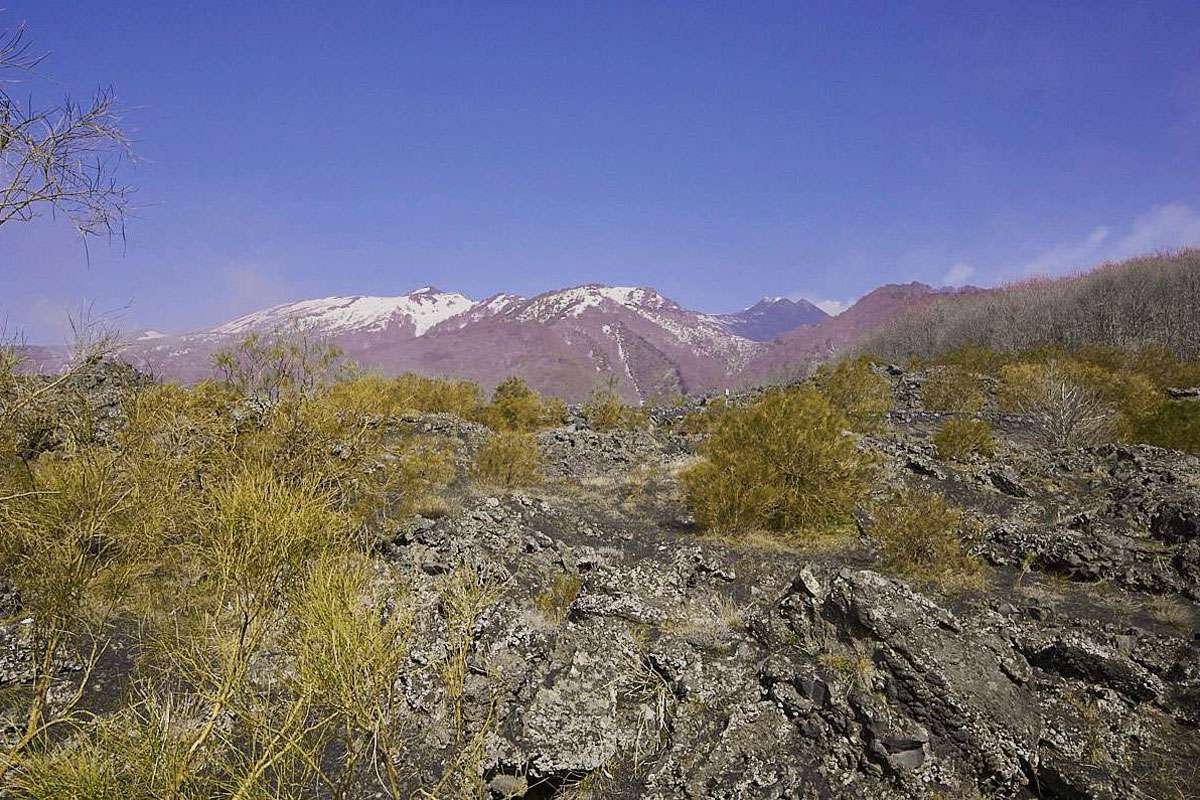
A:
[371,367,1200,799]
[3,363,1200,799]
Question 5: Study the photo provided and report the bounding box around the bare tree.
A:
[0,22,132,241]
[860,250,1200,362]
[1018,362,1115,449]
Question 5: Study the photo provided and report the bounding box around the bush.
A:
[1134,400,1200,454]
[321,373,484,420]
[933,417,995,460]
[919,344,1011,375]
[678,396,732,435]
[391,373,484,417]
[1067,343,1200,391]
[870,489,979,581]
[998,361,1117,448]
[473,376,565,432]
[1055,361,1161,441]
[0,350,500,796]
[472,431,542,488]
[581,382,647,431]
[212,324,345,400]
[811,358,892,432]
[921,366,986,413]
[680,388,873,536]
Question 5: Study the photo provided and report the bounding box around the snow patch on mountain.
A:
[447,292,526,329]
[517,285,674,322]
[211,288,476,337]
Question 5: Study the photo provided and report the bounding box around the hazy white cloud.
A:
[813,298,853,316]
[219,263,293,318]
[1020,204,1200,277]
[943,262,975,286]
[15,297,76,343]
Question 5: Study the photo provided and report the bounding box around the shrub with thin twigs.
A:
[681,388,873,538]
[581,380,648,432]
[933,417,995,460]
[810,358,892,432]
[999,361,1117,448]
[472,431,542,488]
[473,376,565,432]
[869,489,981,583]
[921,366,986,413]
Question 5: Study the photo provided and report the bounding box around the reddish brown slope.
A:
[740,283,945,382]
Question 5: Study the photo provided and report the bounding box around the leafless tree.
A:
[0,22,132,241]
[1020,362,1115,448]
[861,250,1200,362]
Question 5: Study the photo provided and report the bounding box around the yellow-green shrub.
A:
[473,376,565,432]
[212,325,345,400]
[678,396,732,435]
[3,701,195,800]
[320,373,484,419]
[921,366,986,413]
[391,373,484,417]
[1135,400,1200,454]
[197,468,351,593]
[1074,343,1200,390]
[582,384,647,431]
[472,431,542,488]
[811,358,892,432]
[997,361,1054,412]
[681,388,873,536]
[290,552,413,735]
[998,359,1160,443]
[933,417,995,460]
[921,344,1011,375]
[870,489,979,581]
[998,361,1116,447]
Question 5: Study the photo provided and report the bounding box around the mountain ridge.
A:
[20,282,949,401]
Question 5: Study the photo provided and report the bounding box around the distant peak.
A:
[748,296,794,309]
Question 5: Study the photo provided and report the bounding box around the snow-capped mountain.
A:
[88,282,941,401]
[212,288,475,338]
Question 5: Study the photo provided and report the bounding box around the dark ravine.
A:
[3,360,1197,798]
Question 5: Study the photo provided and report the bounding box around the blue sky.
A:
[3,1,1200,341]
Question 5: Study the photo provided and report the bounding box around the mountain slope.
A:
[213,288,476,337]
[740,282,950,382]
[119,284,772,401]
[708,297,828,341]
[23,279,970,398]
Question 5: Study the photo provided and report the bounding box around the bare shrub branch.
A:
[0,20,132,240]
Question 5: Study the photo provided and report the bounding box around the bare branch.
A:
[0,21,132,241]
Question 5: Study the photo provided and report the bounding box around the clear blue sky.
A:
[3,1,1200,341]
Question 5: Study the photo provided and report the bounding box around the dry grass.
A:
[869,489,983,585]
[1147,596,1194,630]
[472,431,543,488]
[933,417,995,460]
[818,651,877,694]
[534,571,582,624]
